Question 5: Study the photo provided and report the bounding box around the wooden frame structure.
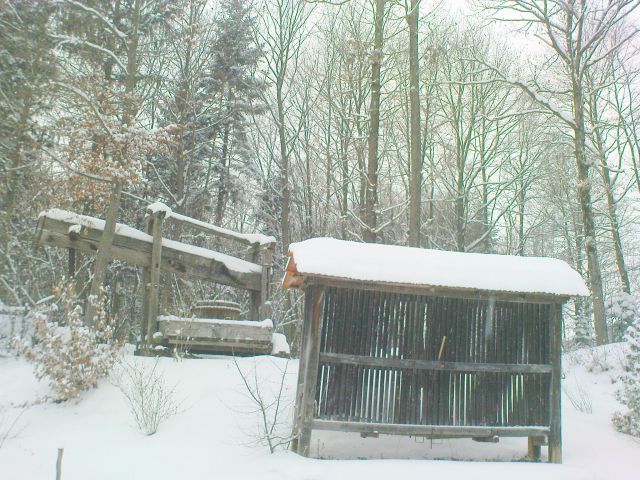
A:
[283,239,586,463]
[34,206,276,354]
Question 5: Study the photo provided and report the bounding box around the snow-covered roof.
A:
[283,237,589,298]
[39,208,261,275]
[146,202,276,246]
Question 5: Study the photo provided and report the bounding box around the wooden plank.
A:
[549,302,563,464]
[36,216,262,291]
[164,212,276,248]
[161,338,272,356]
[319,352,552,374]
[158,318,273,342]
[291,287,312,453]
[295,286,326,456]
[146,212,164,344]
[38,230,151,267]
[528,436,542,461]
[310,419,549,438]
[301,277,568,304]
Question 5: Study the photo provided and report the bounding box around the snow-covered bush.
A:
[18,286,121,401]
[606,291,640,342]
[612,320,640,437]
[113,357,180,435]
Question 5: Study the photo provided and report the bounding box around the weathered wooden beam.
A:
[249,245,274,320]
[310,420,550,438]
[549,302,563,464]
[528,436,543,461]
[164,210,276,249]
[290,287,311,453]
[141,265,150,345]
[294,286,325,456]
[319,352,552,374]
[157,318,273,344]
[67,248,76,278]
[145,212,164,344]
[140,213,152,347]
[35,214,262,291]
[302,277,568,304]
[163,338,272,355]
[38,229,151,267]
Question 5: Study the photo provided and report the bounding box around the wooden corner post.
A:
[549,302,563,463]
[293,284,325,456]
[141,210,165,347]
[249,245,274,320]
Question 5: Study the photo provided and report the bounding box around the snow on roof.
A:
[39,209,261,275]
[146,202,276,246]
[284,237,589,297]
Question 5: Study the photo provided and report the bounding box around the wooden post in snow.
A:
[549,302,563,463]
[142,210,165,345]
[249,244,274,320]
[294,285,325,456]
[56,448,63,480]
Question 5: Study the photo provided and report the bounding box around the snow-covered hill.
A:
[0,344,638,480]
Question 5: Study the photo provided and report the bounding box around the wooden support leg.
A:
[549,303,563,464]
[140,266,150,348]
[146,215,163,345]
[290,290,310,453]
[249,290,261,320]
[68,248,76,279]
[528,436,542,461]
[293,286,325,457]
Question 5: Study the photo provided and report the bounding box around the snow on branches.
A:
[613,317,640,438]
[55,80,174,208]
[17,285,122,402]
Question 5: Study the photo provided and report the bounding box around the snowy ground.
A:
[0,344,639,480]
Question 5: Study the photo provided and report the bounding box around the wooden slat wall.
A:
[316,287,552,428]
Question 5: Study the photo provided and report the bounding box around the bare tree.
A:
[486,0,640,344]
[407,0,422,247]
[363,0,386,243]
[258,0,313,251]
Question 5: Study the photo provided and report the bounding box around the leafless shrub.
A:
[170,324,193,362]
[0,406,27,449]
[113,357,180,435]
[564,380,593,414]
[233,357,293,453]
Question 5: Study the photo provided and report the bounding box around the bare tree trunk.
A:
[516,180,526,256]
[572,84,608,344]
[215,122,231,226]
[598,155,631,293]
[86,0,142,325]
[455,161,465,252]
[277,81,290,250]
[407,0,421,247]
[86,181,122,324]
[363,0,385,243]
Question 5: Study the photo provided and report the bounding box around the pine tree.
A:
[613,317,640,437]
[0,0,57,304]
[606,292,639,343]
[203,0,265,225]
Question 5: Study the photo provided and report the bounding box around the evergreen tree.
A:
[202,0,265,225]
[606,292,640,343]
[613,315,640,437]
[0,0,57,304]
